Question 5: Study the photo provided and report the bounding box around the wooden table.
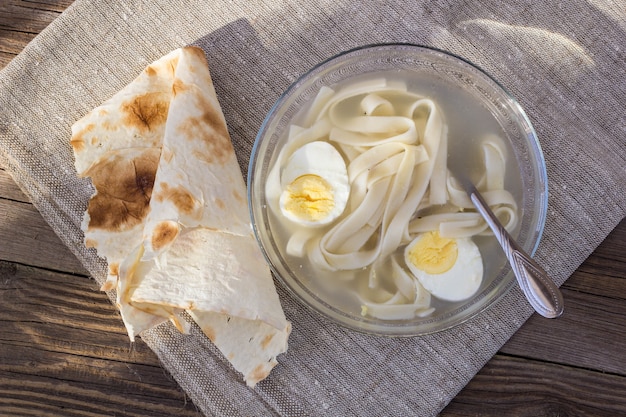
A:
[1,1,625,415]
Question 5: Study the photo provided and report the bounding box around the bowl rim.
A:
[247,42,549,336]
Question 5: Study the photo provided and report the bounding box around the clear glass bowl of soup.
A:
[248,44,548,336]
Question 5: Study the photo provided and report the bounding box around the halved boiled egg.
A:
[404,231,483,302]
[279,141,350,227]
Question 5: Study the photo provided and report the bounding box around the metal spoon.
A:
[452,171,564,318]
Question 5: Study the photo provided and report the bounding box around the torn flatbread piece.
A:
[188,310,291,387]
[70,46,290,387]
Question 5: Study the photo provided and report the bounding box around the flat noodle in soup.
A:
[265,76,519,320]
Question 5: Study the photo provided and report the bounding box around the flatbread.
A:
[71,49,175,173]
[131,228,287,330]
[129,227,291,386]
[80,147,160,290]
[188,310,291,387]
[71,47,179,288]
[140,47,251,260]
[70,46,290,387]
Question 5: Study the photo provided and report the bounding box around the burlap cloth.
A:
[1,1,624,415]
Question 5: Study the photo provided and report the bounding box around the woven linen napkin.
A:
[1,1,624,415]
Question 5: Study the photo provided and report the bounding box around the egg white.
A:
[279,141,350,226]
[404,235,483,302]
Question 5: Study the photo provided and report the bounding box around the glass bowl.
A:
[248,44,548,336]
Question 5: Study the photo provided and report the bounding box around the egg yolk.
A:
[283,174,335,222]
[406,231,458,274]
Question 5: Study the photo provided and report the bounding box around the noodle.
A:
[265,78,519,320]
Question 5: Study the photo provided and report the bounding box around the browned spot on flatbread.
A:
[145,65,157,77]
[261,333,275,350]
[249,364,271,384]
[200,94,228,139]
[132,301,177,325]
[101,117,116,132]
[184,46,208,63]
[121,92,170,133]
[71,138,85,152]
[109,262,120,276]
[151,220,179,252]
[202,325,216,341]
[161,146,174,163]
[85,148,160,231]
[171,316,186,333]
[164,55,180,79]
[182,47,210,77]
[177,94,233,165]
[85,238,98,248]
[232,189,244,203]
[191,149,213,165]
[155,183,198,215]
[172,78,187,96]
[71,123,96,153]
[100,279,116,292]
[215,198,225,210]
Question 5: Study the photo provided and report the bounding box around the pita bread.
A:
[130,228,288,330]
[188,310,291,387]
[71,47,179,288]
[70,46,290,387]
[128,227,291,386]
[140,47,251,260]
[80,147,160,290]
[71,49,176,173]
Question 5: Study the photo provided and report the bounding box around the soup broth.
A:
[264,70,522,321]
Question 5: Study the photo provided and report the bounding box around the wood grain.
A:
[501,288,626,375]
[0,0,70,67]
[501,223,626,374]
[0,261,202,417]
[441,220,626,416]
[0,168,30,203]
[0,1,625,416]
[0,196,87,274]
[0,5,202,415]
[443,354,626,417]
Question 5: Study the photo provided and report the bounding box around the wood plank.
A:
[0,261,202,417]
[0,167,89,277]
[441,354,626,416]
[501,287,626,375]
[443,219,626,414]
[0,371,201,417]
[0,1,62,34]
[1,260,116,333]
[497,219,626,374]
[0,0,65,71]
[0,28,36,57]
[0,197,87,274]
[17,0,75,13]
[0,51,14,68]
[563,218,626,298]
[0,168,31,203]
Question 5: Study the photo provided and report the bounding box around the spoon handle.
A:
[469,187,564,318]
